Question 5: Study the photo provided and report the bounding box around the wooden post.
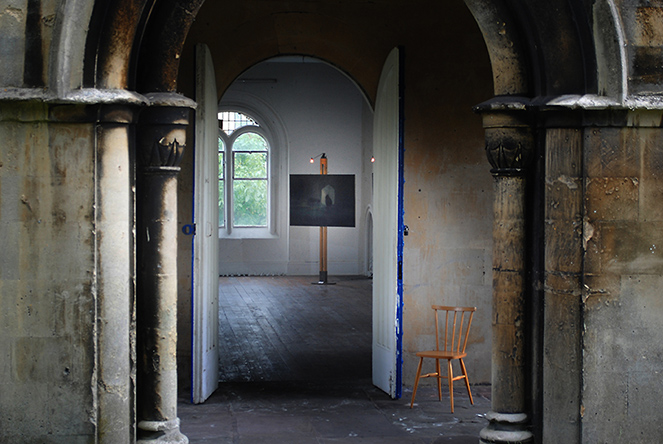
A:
[317,154,331,284]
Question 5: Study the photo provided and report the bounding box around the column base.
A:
[479,411,533,444]
[137,418,189,444]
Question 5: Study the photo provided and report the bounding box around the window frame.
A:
[218,121,275,238]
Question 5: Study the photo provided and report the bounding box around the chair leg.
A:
[447,359,454,413]
[459,358,474,405]
[435,359,442,401]
[410,357,424,408]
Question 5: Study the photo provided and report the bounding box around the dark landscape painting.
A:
[290,174,356,227]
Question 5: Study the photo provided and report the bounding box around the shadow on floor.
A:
[179,379,490,443]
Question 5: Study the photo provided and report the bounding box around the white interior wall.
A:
[218,57,371,275]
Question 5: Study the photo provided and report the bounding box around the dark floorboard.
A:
[217,275,372,382]
[178,275,490,443]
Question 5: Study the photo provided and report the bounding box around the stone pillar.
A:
[96,103,138,443]
[476,99,534,444]
[136,93,194,444]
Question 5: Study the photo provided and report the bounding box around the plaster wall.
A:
[218,60,369,276]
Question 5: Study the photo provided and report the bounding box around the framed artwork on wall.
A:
[289,174,356,227]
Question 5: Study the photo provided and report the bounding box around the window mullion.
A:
[227,142,234,233]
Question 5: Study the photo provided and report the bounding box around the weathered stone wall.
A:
[2,1,663,443]
[540,114,663,444]
[581,122,663,443]
[0,103,97,442]
[543,126,584,443]
[619,0,663,95]
[0,0,59,88]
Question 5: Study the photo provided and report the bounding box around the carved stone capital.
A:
[485,127,534,175]
[137,93,195,173]
[141,137,185,172]
[473,96,535,176]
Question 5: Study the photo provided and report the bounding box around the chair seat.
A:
[415,350,467,360]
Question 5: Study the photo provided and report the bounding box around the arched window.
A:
[218,111,270,231]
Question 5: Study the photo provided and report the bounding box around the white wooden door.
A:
[192,43,220,404]
[372,47,404,399]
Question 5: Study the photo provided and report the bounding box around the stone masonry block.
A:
[544,271,581,295]
[583,273,621,300]
[634,7,663,47]
[545,178,582,221]
[583,219,603,273]
[492,269,523,297]
[632,46,663,84]
[581,368,628,443]
[586,177,639,222]
[492,220,524,270]
[491,292,525,327]
[544,220,583,273]
[639,130,663,220]
[0,175,20,221]
[542,290,581,436]
[546,127,582,177]
[582,272,663,443]
[639,175,663,221]
[619,274,663,361]
[596,221,663,274]
[585,127,640,178]
[0,221,19,279]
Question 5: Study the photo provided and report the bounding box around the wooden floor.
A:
[217,275,372,383]
[180,275,491,443]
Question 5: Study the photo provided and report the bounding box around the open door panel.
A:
[372,47,404,399]
[192,43,220,404]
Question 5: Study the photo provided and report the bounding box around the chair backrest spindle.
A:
[435,308,441,351]
[462,310,474,353]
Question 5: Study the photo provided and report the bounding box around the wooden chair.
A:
[410,305,476,412]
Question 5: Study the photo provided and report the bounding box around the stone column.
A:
[95,103,138,443]
[476,99,534,444]
[136,93,194,444]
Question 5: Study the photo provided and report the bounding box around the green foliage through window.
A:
[233,180,267,226]
[218,140,225,227]
[218,119,270,229]
[234,132,268,152]
[234,153,267,178]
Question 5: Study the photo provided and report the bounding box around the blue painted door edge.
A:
[395,46,405,399]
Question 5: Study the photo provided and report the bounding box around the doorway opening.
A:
[191,49,404,404]
[209,56,381,389]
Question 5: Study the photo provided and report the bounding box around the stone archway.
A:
[9,0,663,442]
[76,1,624,443]
[462,2,629,443]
